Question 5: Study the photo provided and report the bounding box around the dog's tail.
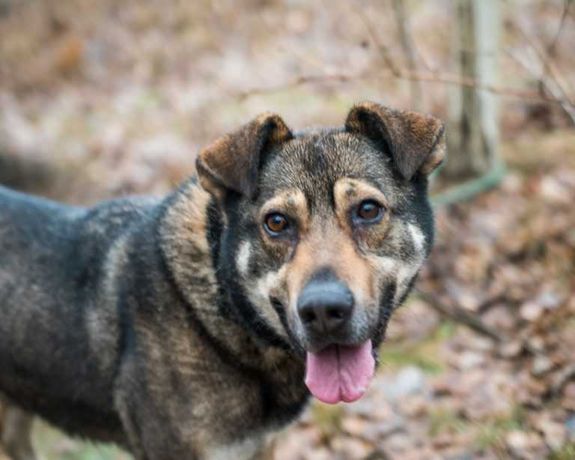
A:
[0,150,55,193]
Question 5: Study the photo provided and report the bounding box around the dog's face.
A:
[196,102,445,404]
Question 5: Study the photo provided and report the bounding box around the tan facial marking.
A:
[243,266,290,341]
[407,223,426,252]
[333,178,391,248]
[394,263,421,304]
[236,241,252,276]
[370,225,426,305]
[372,255,400,278]
[285,217,374,312]
[334,178,389,212]
[259,189,309,234]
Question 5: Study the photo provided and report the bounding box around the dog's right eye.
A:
[354,200,385,224]
[264,213,290,236]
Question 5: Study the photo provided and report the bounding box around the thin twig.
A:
[507,48,575,124]
[234,68,571,106]
[416,289,505,342]
[543,0,573,75]
[234,5,574,112]
[506,17,575,124]
[356,6,402,77]
[551,363,575,396]
[512,19,575,98]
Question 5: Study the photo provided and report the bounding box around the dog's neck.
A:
[158,179,305,377]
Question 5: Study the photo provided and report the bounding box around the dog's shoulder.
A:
[159,178,213,253]
[77,194,161,238]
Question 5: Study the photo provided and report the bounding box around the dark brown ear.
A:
[345,102,446,180]
[196,113,293,199]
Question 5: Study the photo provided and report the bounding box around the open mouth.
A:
[304,340,375,404]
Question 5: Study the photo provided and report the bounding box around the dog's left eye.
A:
[354,200,384,224]
[264,213,290,236]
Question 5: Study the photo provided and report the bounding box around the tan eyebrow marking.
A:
[259,189,309,233]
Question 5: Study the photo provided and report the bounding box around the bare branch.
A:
[546,0,573,60]
[506,48,575,124]
[355,6,402,77]
[234,6,574,111]
[234,68,572,107]
[505,17,575,124]
[416,290,505,342]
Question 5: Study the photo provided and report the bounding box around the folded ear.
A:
[345,102,446,180]
[196,113,293,199]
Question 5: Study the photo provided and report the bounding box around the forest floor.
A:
[1,1,574,459]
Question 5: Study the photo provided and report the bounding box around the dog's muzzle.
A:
[296,269,355,348]
[295,269,375,404]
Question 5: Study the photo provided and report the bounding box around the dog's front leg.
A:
[0,403,36,460]
[114,358,202,460]
[116,392,202,459]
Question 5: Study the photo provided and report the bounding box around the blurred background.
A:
[0,0,574,459]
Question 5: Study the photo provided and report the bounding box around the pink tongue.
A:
[305,341,375,404]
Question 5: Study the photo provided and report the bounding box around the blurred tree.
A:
[392,0,423,111]
[445,0,502,180]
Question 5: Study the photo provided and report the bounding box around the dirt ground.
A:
[1,1,574,459]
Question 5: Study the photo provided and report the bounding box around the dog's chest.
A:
[203,435,269,460]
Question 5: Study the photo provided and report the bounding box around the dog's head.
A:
[196,102,445,404]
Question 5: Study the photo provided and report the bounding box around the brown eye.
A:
[355,200,384,223]
[264,213,289,235]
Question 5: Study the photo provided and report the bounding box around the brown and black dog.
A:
[0,102,445,459]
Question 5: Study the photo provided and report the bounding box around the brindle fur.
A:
[0,102,445,459]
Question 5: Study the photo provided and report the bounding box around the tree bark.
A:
[445,0,501,179]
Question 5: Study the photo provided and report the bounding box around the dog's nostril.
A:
[297,276,354,333]
[327,306,346,320]
[300,309,317,324]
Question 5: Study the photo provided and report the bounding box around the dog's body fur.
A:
[0,103,445,459]
[0,183,305,459]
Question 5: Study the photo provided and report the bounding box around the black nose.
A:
[297,275,354,335]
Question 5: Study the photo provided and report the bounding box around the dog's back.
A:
[0,186,156,443]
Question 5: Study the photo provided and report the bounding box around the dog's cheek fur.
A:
[369,184,433,311]
[221,201,293,344]
[331,177,419,334]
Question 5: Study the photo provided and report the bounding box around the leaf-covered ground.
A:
[1,1,574,459]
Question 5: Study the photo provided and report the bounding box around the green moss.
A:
[427,405,528,452]
[379,346,443,374]
[33,421,129,460]
[549,443,575,460]
[310,402,345,441]
[428,408,469,437]
[473,406,526,452]
[379,320,456,375]
[434,321,457,341]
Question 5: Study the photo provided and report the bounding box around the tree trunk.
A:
[445,0,501,179]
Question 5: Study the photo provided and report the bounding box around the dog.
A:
[0,102,445,459]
